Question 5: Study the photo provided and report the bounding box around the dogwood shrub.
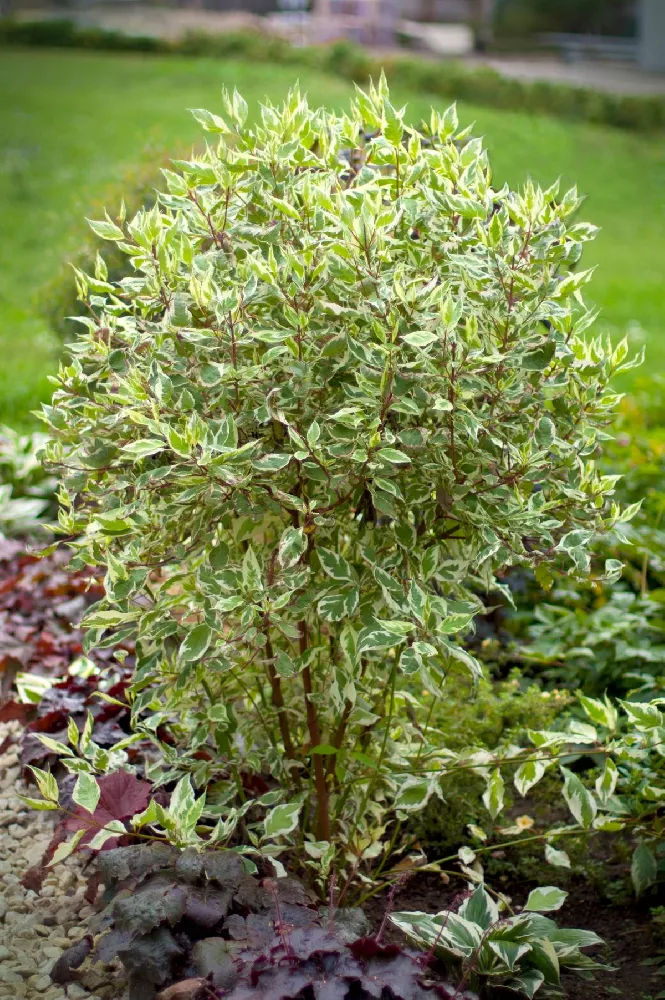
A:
[42,79,638,868]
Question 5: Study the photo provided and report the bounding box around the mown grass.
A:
[0,48,663,427]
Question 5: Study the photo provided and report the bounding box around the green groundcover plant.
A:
[40,78,640,884]
[392,883,610,999]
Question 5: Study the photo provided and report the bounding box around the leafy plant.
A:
[0,424,56,538]
[42,78,636,884]
[52,842,460,1000]
[391,883,609,998]
[521,587,665,695]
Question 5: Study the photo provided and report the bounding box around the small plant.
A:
[52,843,460,1000]
[42,78,637,884]
[0,424,56,538]
[391,883,609,998]
[522,587,665,695]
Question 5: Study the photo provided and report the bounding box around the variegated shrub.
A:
[42,78,638,870]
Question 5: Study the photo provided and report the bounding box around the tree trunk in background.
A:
[475,0,495,49]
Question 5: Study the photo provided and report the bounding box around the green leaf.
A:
[86,216,124,241]
[394,777,437,812]
[274,650,296,678]
[620,699,662,729]
[357,626,402,653]
[190,107,229,133]
[242,545,263,591]
[560,767,597,829]
[514,757,546,797]
[631,843,657,897]
[27,766,59,803]
[35,735,72,758]
[318,588,359,621]
[438,612,474,635]
[67,717,79,750]
[577,692,617,731]
[459,885,498,930]
[310,744,338,755]
[544,844,571,869]
[121,438,165,460]
[263,799,303,840]
[482,768,505,819]
[169,775,196,822]
[278,526,307,570]
[48,829,86,866]
[72,771,101,815]
[317,547,354,583]
[403,330,438,348]
[595,758,618,805]
[306,421,321,448]
[521,341,555,371]
[253,453,292,472]
[524,885,568,912]
[18,796,59,812]
[400,646,423,674]
[83,609,139,629]
[376,448,411,465]
[88,820,127,851]
[180,623,213,663]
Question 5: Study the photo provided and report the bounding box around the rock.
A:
[33,977,53,992]
[0,946,9,960]
[50,937,73,949]
[67,985,90,999]
[191,937,237,990]
[43,946,64,959]
[0,897,7,921]
[157,980,209,1000]
[0,969,23,985]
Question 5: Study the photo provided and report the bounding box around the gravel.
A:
[0,723,128,1000]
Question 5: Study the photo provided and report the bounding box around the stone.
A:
[43,947,64,959]
[0,946,10,960]
[33,976,52,992]
[67,986,89,999]
[0,969,23,985]
[50,937,73,949]
[0,897,7,921]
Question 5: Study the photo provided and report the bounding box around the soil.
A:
[364,870,663,1000]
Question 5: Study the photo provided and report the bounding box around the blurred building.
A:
[639,0,665,71]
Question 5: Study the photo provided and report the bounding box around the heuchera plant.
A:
[42,78,639,875]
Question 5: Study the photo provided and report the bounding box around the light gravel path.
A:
[0,724,127,1000]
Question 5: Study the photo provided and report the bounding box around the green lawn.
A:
[1,49,663,427]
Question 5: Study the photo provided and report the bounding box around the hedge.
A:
[2,18,664,134]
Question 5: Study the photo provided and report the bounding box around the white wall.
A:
[639,0,665,72]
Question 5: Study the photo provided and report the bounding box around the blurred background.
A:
[0,0,663,429]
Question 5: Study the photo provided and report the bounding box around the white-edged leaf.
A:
[544,844,571,869]
[27,765,59,803]
[514,757,546,797]
[482,768,505,819]
[48,829,87,866]
[263,799,303,840]
[317,547,354,583]
[73,771,101,815]
[88,819,126,850]
[179,623,213,663]
[560,767,597,829]
[631,843,657,897]
[278,526,307,570]
[595,758,618,805]
[524,885,568,912]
